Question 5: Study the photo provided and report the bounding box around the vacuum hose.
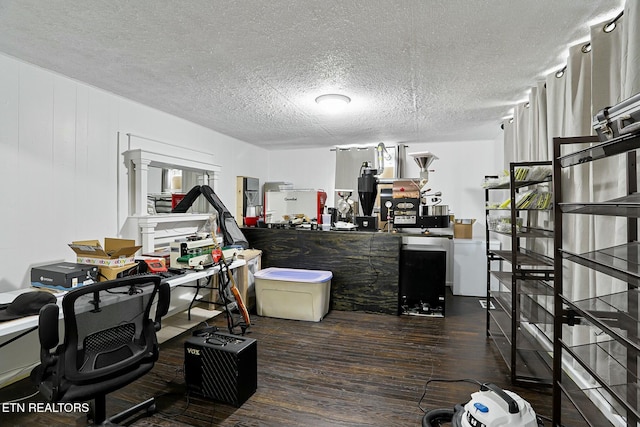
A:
[422,404,464,427]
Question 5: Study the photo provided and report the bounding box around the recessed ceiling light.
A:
[315,94,351,113]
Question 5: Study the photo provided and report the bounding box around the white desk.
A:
[0,259,246,389]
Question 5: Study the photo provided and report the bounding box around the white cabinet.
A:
[453,239,500,296]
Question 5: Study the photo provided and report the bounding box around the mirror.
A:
[146,167,213,215]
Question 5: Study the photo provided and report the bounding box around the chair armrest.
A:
[154,282,171,330]
[38,304,59,351]
[31,303,60,397]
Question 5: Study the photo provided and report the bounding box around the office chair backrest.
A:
[58,275,169,383]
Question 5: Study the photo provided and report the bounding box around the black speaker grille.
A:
[201,347,238,403]
[185,333,256,406]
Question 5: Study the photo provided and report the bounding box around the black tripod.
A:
[214,259,249,335]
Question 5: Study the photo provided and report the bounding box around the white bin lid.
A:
[254,267,332,283]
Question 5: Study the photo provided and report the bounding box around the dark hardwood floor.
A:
[1,292,560,427]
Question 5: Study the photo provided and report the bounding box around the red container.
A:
[172,193,186,209]
[245,216,258,227]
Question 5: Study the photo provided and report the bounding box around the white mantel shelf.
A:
[123,148,221,174]
[136,213,213,254]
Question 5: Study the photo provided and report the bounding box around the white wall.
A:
[403,140,503,237]
[0,53,269,291]
[266,147,336,204]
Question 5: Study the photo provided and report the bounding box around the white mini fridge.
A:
[453,239,500,297]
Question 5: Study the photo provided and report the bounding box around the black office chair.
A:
[31,275,171,426]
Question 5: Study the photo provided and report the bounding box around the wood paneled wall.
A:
[242,228,402,314]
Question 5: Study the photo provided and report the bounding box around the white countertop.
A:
[0,259,246,338]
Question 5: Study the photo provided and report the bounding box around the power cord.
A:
[147,363,191,420]
[418,378,483,414]
[151,389,193,419]
[538,413,553,425]
[3,389,40,404]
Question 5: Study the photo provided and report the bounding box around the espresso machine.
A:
[357,151,449,231]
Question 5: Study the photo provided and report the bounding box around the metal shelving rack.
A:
[552,134,640,427]
[484,161,555,385]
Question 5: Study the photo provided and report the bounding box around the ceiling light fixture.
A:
[315,94,351,113]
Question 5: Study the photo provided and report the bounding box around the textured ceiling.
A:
[0,0,625,150]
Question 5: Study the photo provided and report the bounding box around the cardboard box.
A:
[98,263,139,282]
[69,238,142,267]
[454,219,476,239]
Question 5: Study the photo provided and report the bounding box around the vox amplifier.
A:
[184,332,257,406]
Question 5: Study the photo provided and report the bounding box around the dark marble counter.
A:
[242,227,402,314]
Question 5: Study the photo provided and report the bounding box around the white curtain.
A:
[504,0,640,418]
[502,118,516,167]
[506,1,640,299]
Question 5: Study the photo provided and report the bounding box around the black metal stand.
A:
[179,261,248,335]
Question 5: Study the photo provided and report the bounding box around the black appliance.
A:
[184,332,257,406]
[357,167,377,213]
[30,262,99,289]
[399,247,446,317]
[379,188,392,222]
[356,166,379,230]
[355,216,377,230]
[388,198,449,228]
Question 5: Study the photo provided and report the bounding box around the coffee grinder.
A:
[335,190,356,224]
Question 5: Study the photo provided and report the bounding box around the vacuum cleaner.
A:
[422,382,544,427]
